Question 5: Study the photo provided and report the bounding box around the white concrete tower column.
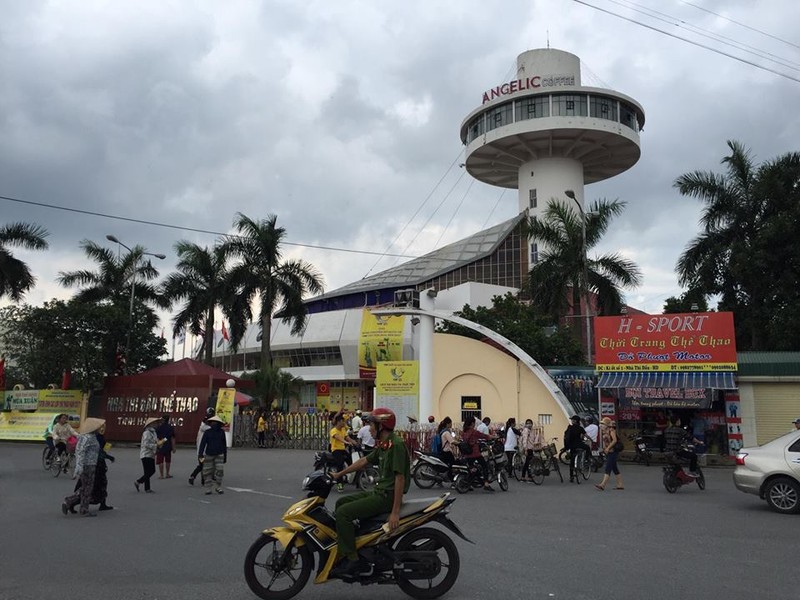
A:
[417,289,436,421]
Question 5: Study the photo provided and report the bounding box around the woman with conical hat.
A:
[62,418,106,517]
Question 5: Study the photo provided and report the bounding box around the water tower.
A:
[460,48,645,263]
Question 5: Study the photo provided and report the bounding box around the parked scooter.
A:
[313,444,378,492]
[662,445,705,493]
[452,440,508,493]
[629,433,652,466]
[244,471,471,599]
[412,450,453,489]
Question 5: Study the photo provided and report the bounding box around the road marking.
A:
[187,497,211,504]
[227,487,292,499]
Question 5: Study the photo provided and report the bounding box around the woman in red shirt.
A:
[460,416,496,491]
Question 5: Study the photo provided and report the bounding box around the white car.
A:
[733,430,800,514]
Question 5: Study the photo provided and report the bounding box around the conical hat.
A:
[207,415,226,425]
[79,418,106,434]
[144,417,161,428]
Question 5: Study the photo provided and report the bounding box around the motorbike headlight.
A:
[301,476,310,489]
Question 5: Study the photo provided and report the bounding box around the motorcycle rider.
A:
[461,415,496,492]
[330,407,410,579]
[584,416,599,448]
[330,413,357,491]
[356,415,375,452]
[564,415,589,483]
[664,416,701,475]
[351,410,363,433]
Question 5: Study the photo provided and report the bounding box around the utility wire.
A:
[680,0,800,51]
[362,148,465,277]
[0,193,416,259]
[433,178,475,250]
[482,190,506,229]
[572,0,800,84]
[608,0,800,72]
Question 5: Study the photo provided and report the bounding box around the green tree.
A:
[675,140,800,349]
[0,299,166,389]
[225,214,324,371]
[662,289,710,314]
[241,365,304,410]
[0,222,49,301]
[161,242,240,365]
[435,293,585,366]
[526,199,642,333]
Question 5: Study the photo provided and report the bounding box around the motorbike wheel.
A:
[42,447,53,471]
[358,466,379,492]
[663,471,679,494]
[395,527,460,600]
[498,470,509,491]
[558,448,571,466]
[454,474,471,494]
[529,458,545,485]
[696,470,706,490]
[244,533,313,600]
[412,463,438,490]
[644,451,651,467]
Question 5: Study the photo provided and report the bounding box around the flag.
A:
[177,329,186,344]
[160,327,165,340]
[114,344,126,375]
[216,329,225,348]
[221,321,230,341]
[0,354,6,391]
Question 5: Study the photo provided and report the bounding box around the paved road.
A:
[0,443,791,600]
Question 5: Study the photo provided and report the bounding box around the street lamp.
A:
[564,190,592,365]
[106,235,166,369]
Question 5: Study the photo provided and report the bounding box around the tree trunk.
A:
[260,312,273,372]
[204,307,215,366]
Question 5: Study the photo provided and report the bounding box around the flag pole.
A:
[171,333,176,362]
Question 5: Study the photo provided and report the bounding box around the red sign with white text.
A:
[594,312,737,372]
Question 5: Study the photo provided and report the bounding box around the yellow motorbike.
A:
[244,470,471,599]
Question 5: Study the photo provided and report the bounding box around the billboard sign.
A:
[594,312,737,372]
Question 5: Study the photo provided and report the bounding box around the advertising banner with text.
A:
[594,312,737,372]
[375,361,419,427]
[358,310,405,379]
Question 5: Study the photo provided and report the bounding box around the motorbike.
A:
[244,470,472,600]
[452,440,509,493]
[629,433,652,466]
[313,444,378,492]
[662,445,705,493]
[412,450,453,489]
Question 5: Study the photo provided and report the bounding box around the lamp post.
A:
[106,235,166,370]
[564,190,592,365]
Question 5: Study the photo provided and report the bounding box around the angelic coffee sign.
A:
[594,312,737,372]
[481,74,576,104]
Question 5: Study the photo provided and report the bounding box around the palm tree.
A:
[224,213,324,371]
[161,242,241,365]
[526,199,642,327]
[0,222,49,301]
[674,140,800,349]
[246,364,303,409]
[57,239,162,305]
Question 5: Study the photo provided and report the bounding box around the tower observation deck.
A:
[460,48,645,257]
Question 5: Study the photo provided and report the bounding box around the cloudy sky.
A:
[2,0,799,348]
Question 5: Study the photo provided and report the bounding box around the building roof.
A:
[737,352,800,377]
[309,213,526,302]
[140,358,240,381]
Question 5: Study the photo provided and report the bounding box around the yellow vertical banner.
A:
[215,388,236,448]
[359,309,405,379]
[375,361,419,427]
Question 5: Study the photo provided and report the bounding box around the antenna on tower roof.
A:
[547,29,550,49]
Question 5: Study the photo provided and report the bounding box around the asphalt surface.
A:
[0,443,793,600]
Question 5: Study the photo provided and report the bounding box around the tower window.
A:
[530,243,539,265]
[529,189,537,208]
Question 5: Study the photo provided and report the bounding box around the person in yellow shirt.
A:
[256,411,267,448]
[330,413,356,491]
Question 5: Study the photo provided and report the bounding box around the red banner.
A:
[594,312,737,372]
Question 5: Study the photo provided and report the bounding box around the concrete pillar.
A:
[418,290,436,421]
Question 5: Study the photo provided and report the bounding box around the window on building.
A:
[529,189,537,209]
[461,396,482,423]
[515,96,550,121]
[620,103,638,131]
[468,114,485,142]
[538,414,553,425]
[590,96,618,121]
[552,94,588,117]
[530,242,539,265]
[485,102,514,132]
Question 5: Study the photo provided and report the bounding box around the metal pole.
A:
[581,215,592,365]
[126,254,137,370]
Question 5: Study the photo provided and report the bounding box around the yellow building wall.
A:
[433,333,570,441]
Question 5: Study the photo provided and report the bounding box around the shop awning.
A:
[597,371,737,389]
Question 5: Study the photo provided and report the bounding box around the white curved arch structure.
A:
[372,307,573,420]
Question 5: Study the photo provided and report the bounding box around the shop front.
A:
[594,312,739,460]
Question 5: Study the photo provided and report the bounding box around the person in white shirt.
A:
[584,417,599,447]
[503,418,521,476]
[351,410,363,433]
[476,417,491,435]
[357,420,375,451]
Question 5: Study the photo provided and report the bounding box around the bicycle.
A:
[526,438,563,485]
[51,449,75,478]
[572,447,591,482]
[42,444,56,471]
